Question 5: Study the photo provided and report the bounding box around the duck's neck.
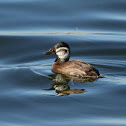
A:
[55,56,70,64]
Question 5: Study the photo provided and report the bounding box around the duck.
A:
[43,42,101,78]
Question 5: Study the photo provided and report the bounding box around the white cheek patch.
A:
[56,51,65,57]
[56,47,69,59]
[56,47,68,53]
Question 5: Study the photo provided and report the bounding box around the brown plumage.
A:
[52,59,100,77]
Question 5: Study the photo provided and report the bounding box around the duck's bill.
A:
[43,48,55,55]
[43,51,51,55]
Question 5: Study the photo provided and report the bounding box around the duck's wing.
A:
[73,60,99,75]
[61,60,100,77]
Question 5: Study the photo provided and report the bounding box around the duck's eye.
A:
[65,50,67,53]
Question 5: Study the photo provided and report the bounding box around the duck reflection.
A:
[49,73,99,83]
[45,74,95,96]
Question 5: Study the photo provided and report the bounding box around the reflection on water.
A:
[49,73,100,83]
[44,74,90,96]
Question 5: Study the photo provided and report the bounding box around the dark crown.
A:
[55,42,70,50]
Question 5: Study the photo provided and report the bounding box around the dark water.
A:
[1,0,126,126]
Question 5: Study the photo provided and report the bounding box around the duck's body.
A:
[52,59,100,77]
[43,42,100,78]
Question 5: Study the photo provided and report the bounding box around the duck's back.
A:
[52,59,100,77]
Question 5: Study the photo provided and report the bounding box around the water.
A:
[0,0,126,126]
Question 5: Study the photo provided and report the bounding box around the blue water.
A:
[0,0,126,126]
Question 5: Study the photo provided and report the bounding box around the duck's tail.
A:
[98,75,104,78]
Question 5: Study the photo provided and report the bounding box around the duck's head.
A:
[43,42,70,63]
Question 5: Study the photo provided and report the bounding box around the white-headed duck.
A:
[43,42,101,78]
